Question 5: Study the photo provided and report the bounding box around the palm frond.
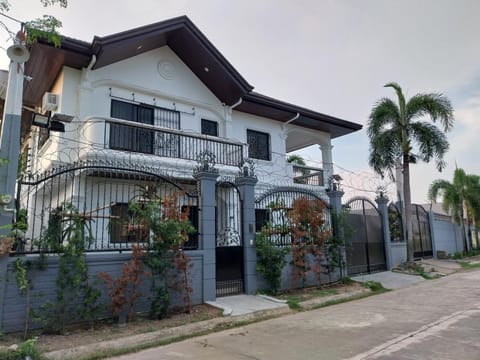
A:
[406,93,454,131]
[410,122,449,171]
[367,98,400,139]
[368,128,401,177]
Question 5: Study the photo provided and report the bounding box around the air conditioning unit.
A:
[42,92,59,112]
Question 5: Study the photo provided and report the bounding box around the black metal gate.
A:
[412,204,433,259]
[215,181,243,297]
[345,197,386,275]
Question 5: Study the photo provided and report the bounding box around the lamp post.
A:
[0,31,30,235]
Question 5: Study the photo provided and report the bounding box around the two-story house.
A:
[17,16,361,299]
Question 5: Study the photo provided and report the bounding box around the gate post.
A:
[194,170,219,302]
[327,190,347,278]
[376,194,392,270]
[235,175,258,295]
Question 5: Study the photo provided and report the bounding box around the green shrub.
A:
[255,233,289,295]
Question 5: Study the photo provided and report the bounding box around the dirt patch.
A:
[276,281,365,302]
[0,304,222,353]
[0,282,366,356]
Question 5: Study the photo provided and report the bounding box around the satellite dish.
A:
[6,44,30,63]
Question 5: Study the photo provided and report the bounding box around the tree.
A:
[428,168,480,251]
[367,82,454,261]
[0,0,66,46]
[287,154,310,183]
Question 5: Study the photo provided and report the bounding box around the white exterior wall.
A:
[32,45,331,192]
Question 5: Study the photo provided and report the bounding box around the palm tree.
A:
[429,169,480,251]
[368,82,454,261]
[287,155,310,183]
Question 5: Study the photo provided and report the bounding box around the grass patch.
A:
[361,281,388,293]
[313,289,338,297]
[309,289,386,310]
[458,261,480,270]
[341,277,354,285]
[286,297,302,311]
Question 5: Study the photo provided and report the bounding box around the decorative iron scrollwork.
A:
[216,227,241,247]
[194,150,217,173]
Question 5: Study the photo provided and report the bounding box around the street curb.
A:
[44,307,292,360]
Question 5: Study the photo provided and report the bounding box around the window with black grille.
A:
[247,129,270,161]
[110,203,148,243]
[109,100,180,154]
[201,119,218,137]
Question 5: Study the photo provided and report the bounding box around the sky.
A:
[1,0,479,203]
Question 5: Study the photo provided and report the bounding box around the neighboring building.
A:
[16,16,361,299]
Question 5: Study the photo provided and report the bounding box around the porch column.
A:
[320,144,334,186]
[194,170,219,302]
[376,194,392,270]
[327,189,347,278]
[235,175,258,295]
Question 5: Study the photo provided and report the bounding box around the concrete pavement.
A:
[112,268,480,360]
[352,271,425,289]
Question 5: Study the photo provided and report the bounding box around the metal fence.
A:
[16,160,198,253]
[254,186,331,246]
[412,204,433,258]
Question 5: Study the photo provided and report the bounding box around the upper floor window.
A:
[247,129,270,161]
[201,119,218,137]
[109,100,180,154]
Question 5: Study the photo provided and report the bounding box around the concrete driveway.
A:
[112,269,480,360]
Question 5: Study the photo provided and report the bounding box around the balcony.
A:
[80,117,245,167]
[292,165,324,186]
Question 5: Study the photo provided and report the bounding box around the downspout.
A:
[282,112,300,132]
[81,55,97,84]
[285,112,300,126]
[87,54,97,72]
[225,97,242,144]
[230,97,242,110]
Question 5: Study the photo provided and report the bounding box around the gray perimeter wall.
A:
[389,242,407,267]
[0,251,204,333]
[431,214,464,255]
[256,253,343,292]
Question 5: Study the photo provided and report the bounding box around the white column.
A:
[319,143,334,186]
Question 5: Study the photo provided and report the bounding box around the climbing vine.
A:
[40,203,101,333]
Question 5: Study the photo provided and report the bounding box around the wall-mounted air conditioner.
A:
[42,92,59,112]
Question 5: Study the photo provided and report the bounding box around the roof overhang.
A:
[23,16,253,107]
[21,16,361,140]
[237,92,362,138]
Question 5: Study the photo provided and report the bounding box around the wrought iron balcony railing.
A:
[86,117,245,167]
[292,165,324,186]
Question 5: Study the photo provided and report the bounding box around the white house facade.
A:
[16,16,361,299]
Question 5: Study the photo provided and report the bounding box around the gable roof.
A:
[23,16,361,138]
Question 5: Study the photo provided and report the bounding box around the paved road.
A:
[112,269,480,359]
